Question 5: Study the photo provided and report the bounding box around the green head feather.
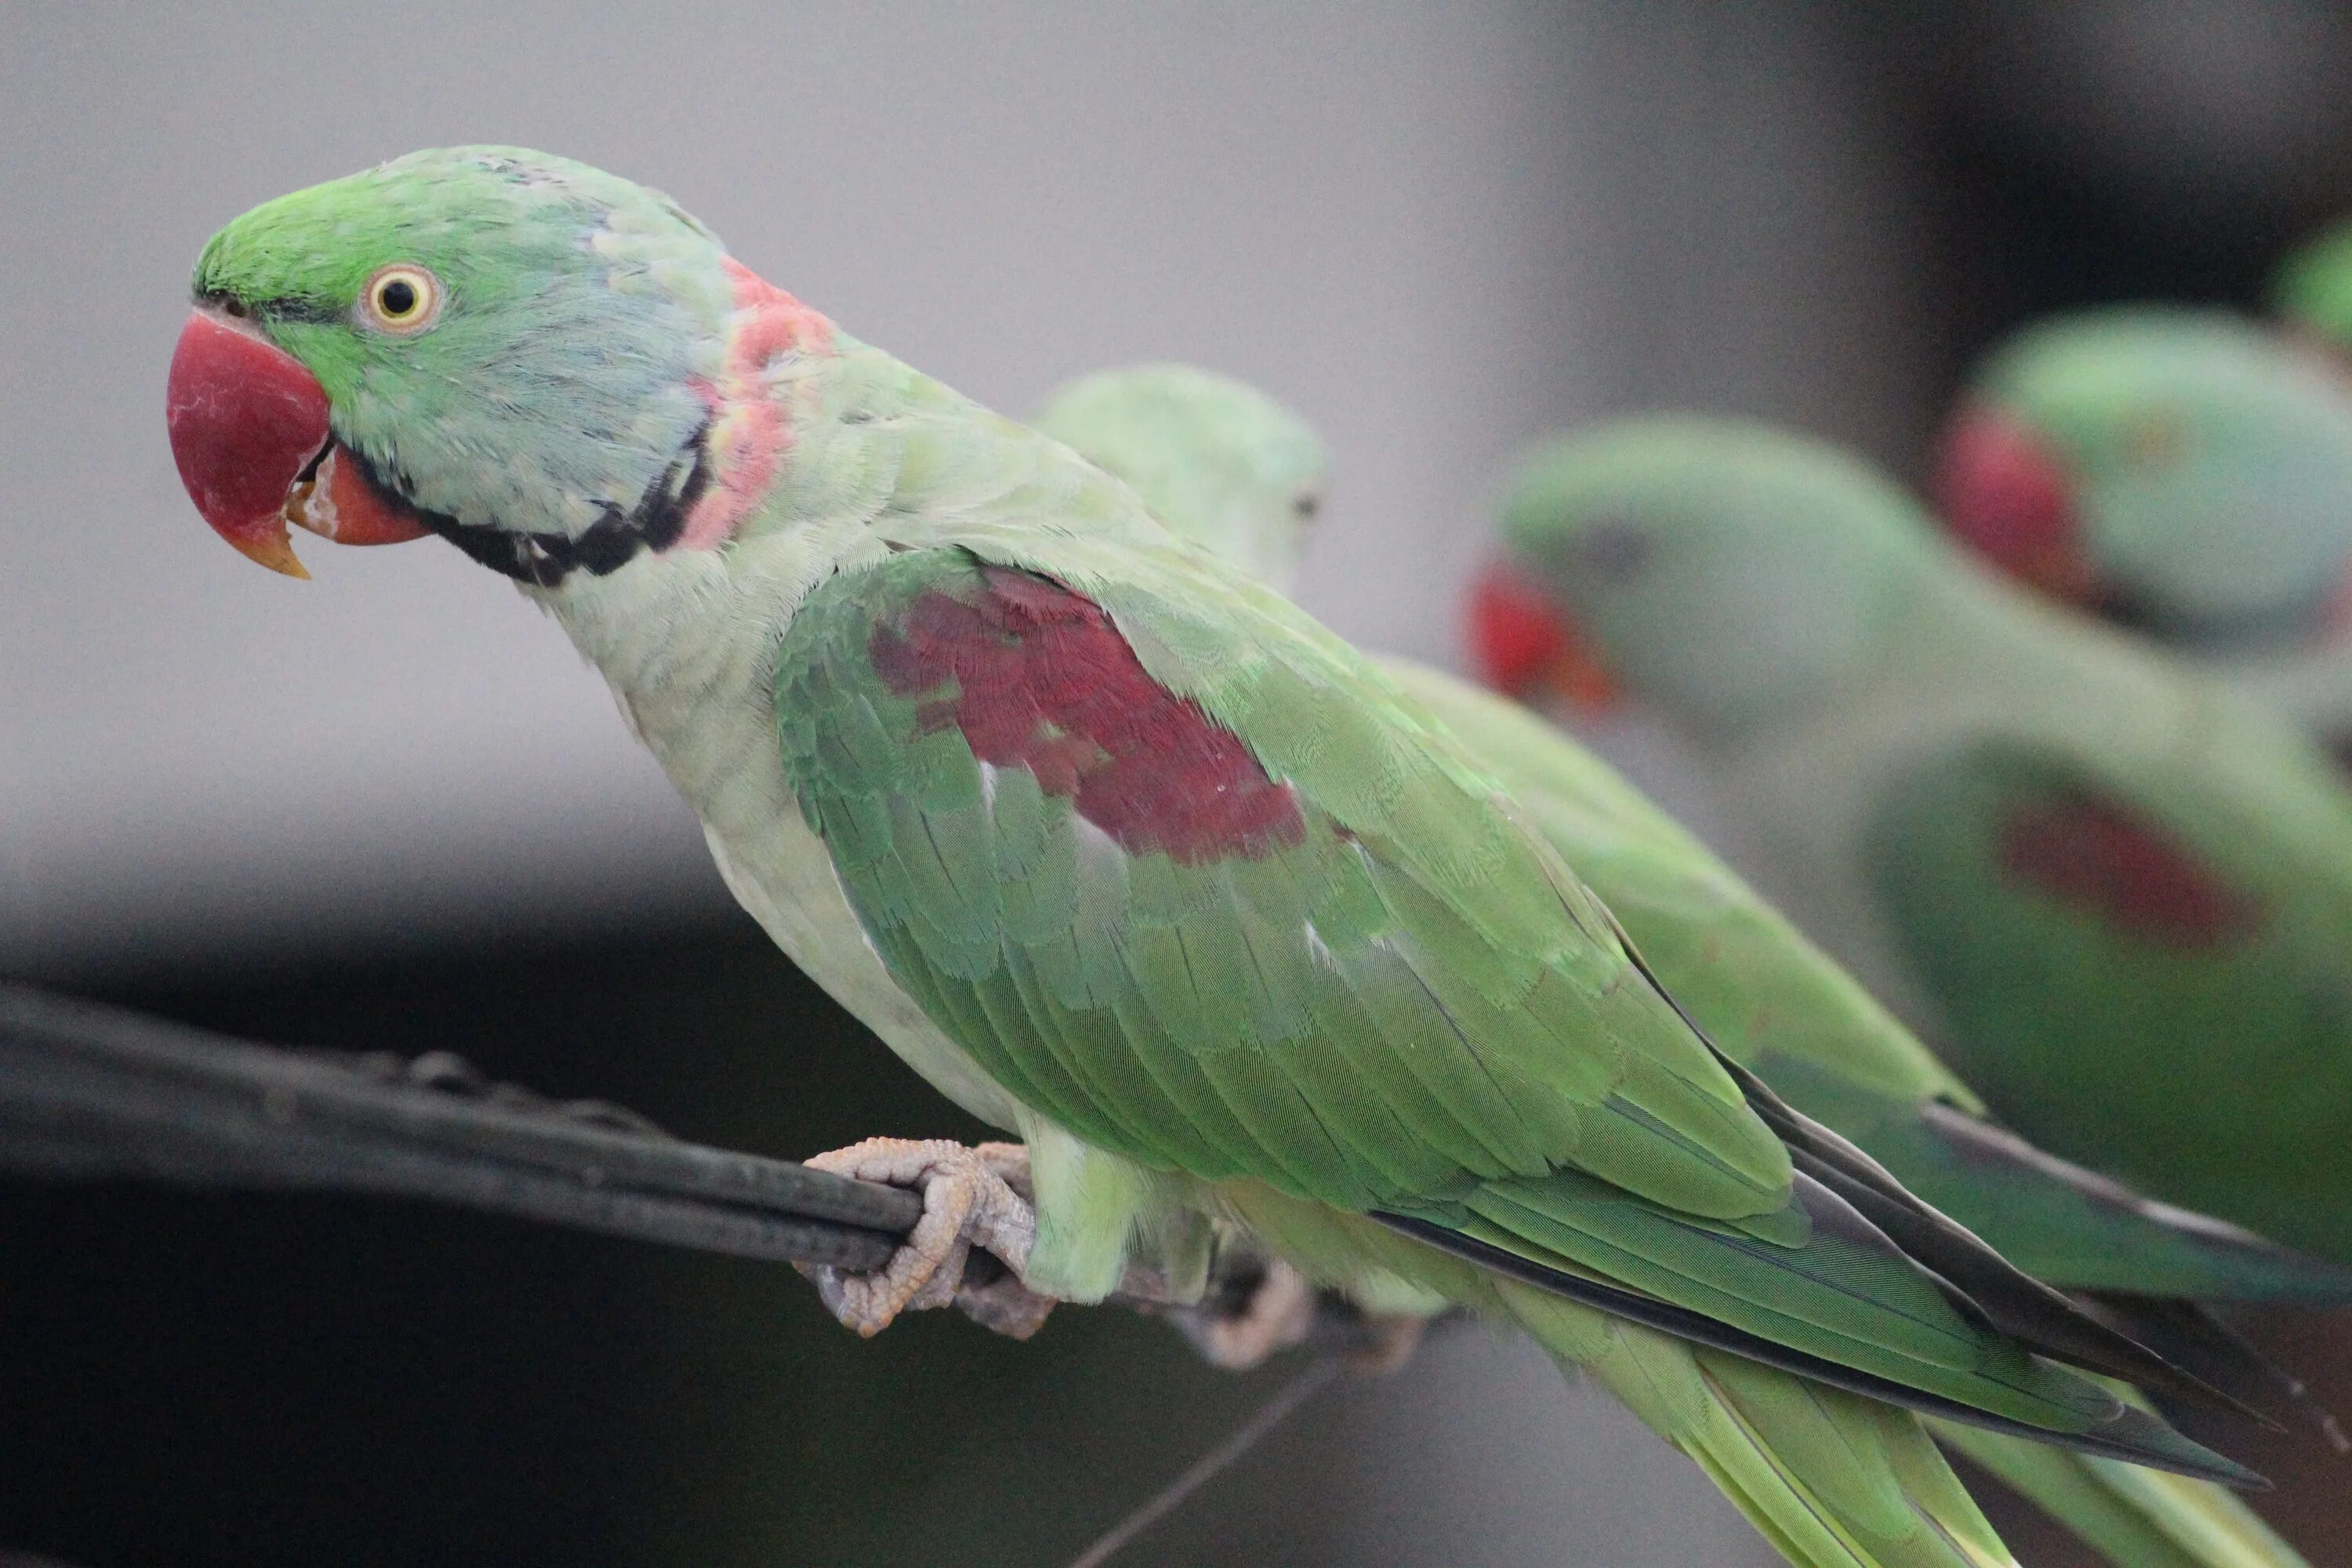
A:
[2272,217,2352,354]
[192,146,736,546]
[1962,305,2352,644]
[1033,365,1327,592]
[1497,418,1940,737]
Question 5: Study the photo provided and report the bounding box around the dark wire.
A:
[0,982,920,1270]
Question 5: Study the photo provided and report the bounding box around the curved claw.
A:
[797,1137,1052,1339]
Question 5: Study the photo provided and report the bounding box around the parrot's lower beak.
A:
[166,307,430,577]
[1931,405,2092,605]
[1468,561,1621,715]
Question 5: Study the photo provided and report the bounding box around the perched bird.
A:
[1045,365,2338,1568]
[172,148,2265,1568]
[1034,365,1327,589]
[1933,307,2352,752]
[2273,220,2352,362]
[1481,417,2352,1275]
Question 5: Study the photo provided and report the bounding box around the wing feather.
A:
[771,546,2242,1474]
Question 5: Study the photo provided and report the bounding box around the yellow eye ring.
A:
[361,264,442,334]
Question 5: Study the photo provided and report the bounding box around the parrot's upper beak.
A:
[1468,560,1621,714]
[1931,404,2092,605]
[166,307,430,577]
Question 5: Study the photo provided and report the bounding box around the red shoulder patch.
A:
[1997,794,2260,948]
[868,567,1308,865]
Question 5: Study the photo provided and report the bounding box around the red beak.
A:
[1468,561,1620,713]
[166,307,430,577]
[1932,405,2093,604]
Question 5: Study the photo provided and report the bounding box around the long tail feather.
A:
[1933,1418,2311,1568]
[2085,1296,2348,1449]
[1908,1105,2352,1305]
[1378,1210,2261,1486]
[1502,1279,2018,1568]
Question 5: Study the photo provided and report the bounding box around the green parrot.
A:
[2272,220,2352,361]
[1932,307,2352,751]
[1034,365,1327,589]
[1040,365,2339,1568]
[169,148,2270,1568]
[1482,416,2352,1274]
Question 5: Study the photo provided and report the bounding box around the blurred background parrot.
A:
[1479,419,2352,1272]
[1932,308,2352,756]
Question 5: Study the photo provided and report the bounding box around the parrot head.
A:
[1033,365,1327,593]
[167,147,804,586]
[2272,216,2352,361]
[1479,418,1933,739]
[1933,307,2352,649]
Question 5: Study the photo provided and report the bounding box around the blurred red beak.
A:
[1932,405,2094,604]
[1468,561,1620,714]
[166,307,430,577]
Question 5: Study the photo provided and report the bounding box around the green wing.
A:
[1385,659,2352,1303]
[1867,735,2352,1262]
[1378,661,1966,1100]
[778,546,1787,1216]
[771,543,2246,1478]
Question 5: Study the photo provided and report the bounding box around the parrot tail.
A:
[1500,1279,2017,1568]
[1930,1417,2311,1568]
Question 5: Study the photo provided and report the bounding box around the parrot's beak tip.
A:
[237,528,312,579]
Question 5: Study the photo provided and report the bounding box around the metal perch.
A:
[0,981,920,1273]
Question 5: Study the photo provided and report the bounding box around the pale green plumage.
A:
[1935,1417,2307,1568]
[1036,365,1325,586]
[1044,368,2331,1568]
[1946,307,2352,747]
[186,153,2284,1568]
[2273,219,2352,359]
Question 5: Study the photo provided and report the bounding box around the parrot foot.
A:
[1171,1255,1319,1370]
[797,1137,1054,1341]
[1343,1312,1428,1375]
[1167,1254,1432,1374]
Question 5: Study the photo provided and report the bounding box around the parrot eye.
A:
[361,264,442,335]
[1291,488,1322,524]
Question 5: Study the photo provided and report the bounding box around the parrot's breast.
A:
[699,813,1029,1127]
[539,539,1029,1129]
